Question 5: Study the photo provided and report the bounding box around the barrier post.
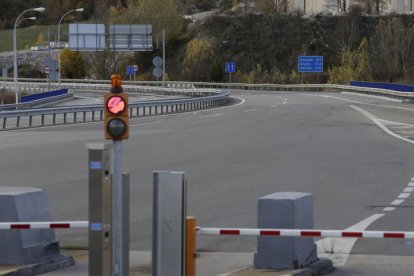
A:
[152,171,187,276]
[87,143,112,276]
[186,216,196,276]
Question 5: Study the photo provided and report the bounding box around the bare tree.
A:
[370,18,414,81]
[256,0,294,13]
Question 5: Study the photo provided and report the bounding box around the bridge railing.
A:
[0,88,229,130]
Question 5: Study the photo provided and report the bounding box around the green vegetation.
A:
[0,25,59,52]
[3,1,414,84]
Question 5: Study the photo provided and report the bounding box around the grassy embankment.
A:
[0,25,61,52]
[0,25,61,103]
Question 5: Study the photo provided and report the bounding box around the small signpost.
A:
[43,66,50,75]
[126,66,134,81]
[298,56,324,84]
[133,65,138,81]
[152,56,163,84]
[225,62,236,83]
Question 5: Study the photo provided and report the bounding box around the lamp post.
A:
[58,8,84,88]
[13,7,45,104]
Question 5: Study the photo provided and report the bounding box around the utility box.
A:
[0,187,59,264]
[254,192,317,269]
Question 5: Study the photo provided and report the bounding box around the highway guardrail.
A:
[0,88,229,130]
[2,78,414,102]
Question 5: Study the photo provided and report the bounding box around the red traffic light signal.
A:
[104,75,129,140]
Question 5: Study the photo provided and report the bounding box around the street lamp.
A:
[13,7,45,104]
[58,8,84,88]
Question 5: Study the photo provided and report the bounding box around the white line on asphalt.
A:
[200,113,222,118]
[403,187,414,193]
[350,105,414,145]
[408,182,414,187]
[218,265,252,276]
[129,121,161,127]
[398,193,410,199]
[244,109,257,112]
[270,104,279,108]
[391,199,404,205]
[383,207,396,212]
[316,213,385,267]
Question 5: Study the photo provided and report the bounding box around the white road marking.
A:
[403,187,414,193]
[350,105,414,145]
[391,199,404,205]
[317,214,385,267]
[383,207,396,212]
[244,109,257,113]
[408,182,414,187]
[200,113,222,118]
[218,266,251,276]
[270,104,279,108]
[129,121,161,127]
[398,193,410,199]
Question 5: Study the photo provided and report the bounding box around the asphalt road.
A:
[2,90,414,264]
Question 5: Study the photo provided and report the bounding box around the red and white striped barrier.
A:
[0,221,88,230]
[197,227,414,239]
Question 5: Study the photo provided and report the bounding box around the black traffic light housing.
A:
[104,74,129,140]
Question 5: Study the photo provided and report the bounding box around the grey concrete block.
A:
[254,192,318,269]
[0,187,59,265]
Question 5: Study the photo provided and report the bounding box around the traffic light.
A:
[104,74,129,140]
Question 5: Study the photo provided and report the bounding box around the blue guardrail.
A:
[350,81,414,92]
[21,89,68,103]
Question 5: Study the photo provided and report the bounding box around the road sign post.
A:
[225,62,236,83]
[126,66,134,81]
[298,56,324,84]
[133,64,139,81]
[153,56,163,85]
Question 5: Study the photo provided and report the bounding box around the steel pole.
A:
[162,29,166,88]
[112,140,124,276]
[13,24,18,104]
[58,8,84,89]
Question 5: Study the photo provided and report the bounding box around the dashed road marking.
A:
[200,113,222,118]
[130,121,161,127]
[398,193,411,199]
[244,109,257,113]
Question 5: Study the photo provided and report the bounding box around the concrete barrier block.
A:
[0,187,59,265]
[254,192,317,269]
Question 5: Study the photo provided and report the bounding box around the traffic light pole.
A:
[112,140,124,276]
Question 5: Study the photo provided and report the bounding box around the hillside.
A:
[0,0,223,29]
[2,2,414,85]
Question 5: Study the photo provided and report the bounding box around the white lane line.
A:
[218,265,251,276]
[200,113,222,118]
[391,199,404,205]
[350,105,414,145]
[398,193,410,199]
[129,121,161,127]
[317,213,385,267]
[244,109,257,113]
[403,187,414,193]
[408,182,414,187]
[270,105,279,108]
[383,207,396,212]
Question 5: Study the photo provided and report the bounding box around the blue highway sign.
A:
[127,66,135,75]
[225,62,236,73]
[298,56,323,73]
